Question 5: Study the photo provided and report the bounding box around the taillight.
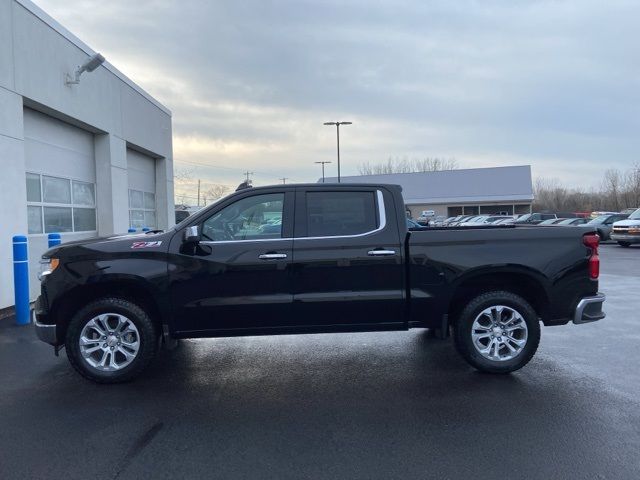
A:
[583,233,599,279]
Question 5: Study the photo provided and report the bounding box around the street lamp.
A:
[323,121,352,182]
[315,161,332,183]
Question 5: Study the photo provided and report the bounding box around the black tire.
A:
[618,241,631,248]
[65,297,159,383]
[453,291,541,374]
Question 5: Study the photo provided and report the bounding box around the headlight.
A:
[38,257,59,280]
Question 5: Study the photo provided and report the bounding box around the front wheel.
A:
[618,241,631,248]
[453,291,541,374]
[65,298,159,383]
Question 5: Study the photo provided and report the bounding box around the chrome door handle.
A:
[367,249,396,256]
[258,253,287,260]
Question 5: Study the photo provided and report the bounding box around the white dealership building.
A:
[0,0,174,308]
[325,165,534,219]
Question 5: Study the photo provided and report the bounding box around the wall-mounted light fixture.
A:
[65,53,105,85]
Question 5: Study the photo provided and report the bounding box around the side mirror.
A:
[184,225,200,243]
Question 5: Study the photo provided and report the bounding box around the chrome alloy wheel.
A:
[79,313,140,371]
[471,305,528,362]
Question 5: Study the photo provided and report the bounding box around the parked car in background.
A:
[175,206,202,224]
[590,211,618,219]
[514,213,558,225]
[578,213,629,241]
[515,212,578,225]
[456,215,481,225]
[407,218,424,229]
[492,217,517,225]
[620,207,639,215]
[611,208,640,247]
[428,215,447,226]
[538,218,567,226]
[416,210,436,225]
[446,215,473,226]
[556,218,589,226]
[459,215,509,227]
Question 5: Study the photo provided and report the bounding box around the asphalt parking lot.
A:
[1,244,638,480]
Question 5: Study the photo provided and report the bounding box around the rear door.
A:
[291,187,405,329]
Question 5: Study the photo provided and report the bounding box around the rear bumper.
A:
[611,233,640,243]
[573,293,606,325]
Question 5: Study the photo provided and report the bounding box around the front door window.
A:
[201,193,284,242]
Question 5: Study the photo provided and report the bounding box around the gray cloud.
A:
[37,0,640,194]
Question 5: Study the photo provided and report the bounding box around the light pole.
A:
[315,161,332,183]
[323,121,352,182]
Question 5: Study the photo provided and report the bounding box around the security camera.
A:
[65,53,106,85]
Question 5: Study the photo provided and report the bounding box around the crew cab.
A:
[611,208,640,247]
[34,184,606,383]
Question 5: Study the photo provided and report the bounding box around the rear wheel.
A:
[65,298,159,383]
[453,291,540,374]
[618,241,631,248]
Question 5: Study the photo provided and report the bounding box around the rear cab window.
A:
[301,190,379,238]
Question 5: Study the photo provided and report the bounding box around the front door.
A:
[168,190,294,334]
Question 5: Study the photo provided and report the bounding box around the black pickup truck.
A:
[34,184,605,383]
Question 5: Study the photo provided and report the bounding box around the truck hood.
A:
[613,219,640,227]
[43,231,172,258]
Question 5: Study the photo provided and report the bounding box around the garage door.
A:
[127,149,156,229]
[24,108,96,235]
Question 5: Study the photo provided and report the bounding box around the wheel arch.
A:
[447,267,551,327]
[52,276,167,343]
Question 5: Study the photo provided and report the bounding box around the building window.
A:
[26,173,96,234]
[129,189,156,228]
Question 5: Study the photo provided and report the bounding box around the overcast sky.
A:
[37,0,639,200]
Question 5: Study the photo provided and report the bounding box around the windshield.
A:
[516,213,532,221]
[558,219,576,225]
[630,208,640,220]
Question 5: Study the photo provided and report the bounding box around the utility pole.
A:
[323,121,352,182]
[244,171,254,184]
[315,161,332,183]
[280,177,288,184]
[197,179,201,206]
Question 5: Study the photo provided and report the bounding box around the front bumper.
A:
[573,293,606,324]
[33,294,58,346]
[34,315,58,345]
[611,233,640,244]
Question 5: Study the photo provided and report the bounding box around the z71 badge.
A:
[131,241,163,249]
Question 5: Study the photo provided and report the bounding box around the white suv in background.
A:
[611,208,640,247]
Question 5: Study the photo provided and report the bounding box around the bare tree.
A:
[601,169,622,211]
[358,157,458,175]
[204,184,230,202]
[533,164,640,213]
[621,163,640,208]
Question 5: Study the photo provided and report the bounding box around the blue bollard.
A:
[128,228,136,233]
[142,227,150,232]
[12,235,30,326]
[48,233,61,248]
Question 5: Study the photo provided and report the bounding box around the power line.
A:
[175,158,287,181]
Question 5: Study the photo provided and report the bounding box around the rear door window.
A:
[305,191,378,237]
